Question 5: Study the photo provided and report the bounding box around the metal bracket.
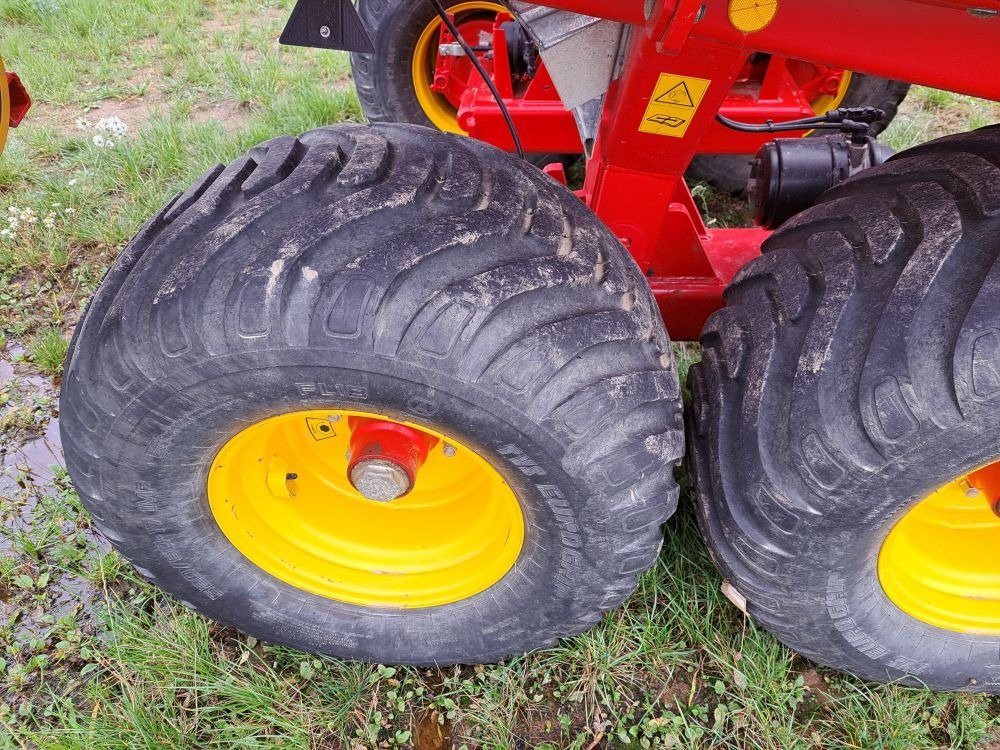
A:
[279,0,375,54]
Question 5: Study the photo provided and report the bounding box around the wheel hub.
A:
[412,1,506,134]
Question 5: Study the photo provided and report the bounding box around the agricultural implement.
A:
[59,0,1000,692]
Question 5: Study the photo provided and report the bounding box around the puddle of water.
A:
[0,340,109,675]
[1,418,63,486]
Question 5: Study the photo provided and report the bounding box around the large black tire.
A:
[351,0,569,170]
[688,73,911,195]
[60,123,684,664]
[687,126,1000,691]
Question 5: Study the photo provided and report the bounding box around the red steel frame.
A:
[455,0,1000,339]
[455,31,843,157]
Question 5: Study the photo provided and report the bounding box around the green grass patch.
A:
[25,325,68,374]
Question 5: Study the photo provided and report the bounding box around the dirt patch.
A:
[412,710,451,750]
[30,90,166,137]
[192,99,255,134]
[203,3,288,36]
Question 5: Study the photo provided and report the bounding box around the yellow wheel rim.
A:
[412,1,505,135]
[879,459,1000,634]
[0,58,11,158]
[207,409,525,608]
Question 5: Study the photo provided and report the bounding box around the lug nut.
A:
[350,459,412,502]
[961,479,980,498]
[443,443,457,457]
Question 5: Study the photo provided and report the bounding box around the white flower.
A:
[68,179,78,186]
[43,213,57,229]
[0,228,12,239]
[64,208,76,215]
[74,117,91,130]
[95,116,128,137]
[92,134,115,148]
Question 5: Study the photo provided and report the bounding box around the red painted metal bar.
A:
[578,26,768,339]
[689,0,1000,102]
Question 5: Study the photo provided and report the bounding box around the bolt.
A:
[319,25,332,38]
[443,443,457,458]
[328,415,341,423]
[286,473,298,481]
[821,75,842,94]
[961,479,980,498]
[350,459,412,502]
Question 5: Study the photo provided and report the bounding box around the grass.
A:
[25,326,67,375]
[0,2,999,747]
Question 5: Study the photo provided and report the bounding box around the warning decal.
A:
[639,74,712,138]
[306,417,338,441]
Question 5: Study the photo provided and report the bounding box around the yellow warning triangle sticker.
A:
[656,81,695,108]
[306,417,338,441]
[639,73,711,138]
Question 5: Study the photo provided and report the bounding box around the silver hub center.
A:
[349,459,412,502]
